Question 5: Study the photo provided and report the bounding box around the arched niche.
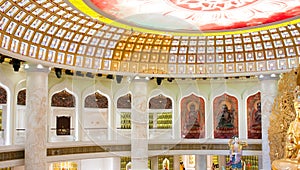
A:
[82,91,109,141]
[117,93,132,109]
[149,94,172,109]
[49,89,76,142]
[0,86,7,144]
[247,92,261,139]
[213,93,238,139]
[159,156,173,170]
[51,89,75,107]
[148,94,173,139]
[242,82,261,140]
[15,88,26,144]
[0,87,7,104]
[84,92,108,108]
[180,94,205,139]
[48,78,80,108]
[121,157,131,170]
[125,162,131,170]
[17,89,26,106]
[82,81,112,108]
[117,93,132,129]
[0,67,19,145]
[115,93,132,140]
[163,158,170,170]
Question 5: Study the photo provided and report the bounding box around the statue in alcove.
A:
[214,94,238,139]
[126,162,131,170]
[163,158,170,170]
[186,103,200,129]
[217,104,234,129]
[56,116,70,135]
[251,101,261,129]
[247,92,262,139]
[184,102,201,138]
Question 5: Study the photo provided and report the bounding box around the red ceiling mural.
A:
[88,0,300,31]
[168,0,258,11]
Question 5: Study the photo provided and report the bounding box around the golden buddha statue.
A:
[272,86,300,170]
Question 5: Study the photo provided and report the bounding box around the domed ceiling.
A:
[77,0,300,32]
[0,0,299,78]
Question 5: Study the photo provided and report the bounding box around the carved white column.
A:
[24,64,50,170]
[130,77,149,170]
[112,157,121,170]
[259,74,279,170]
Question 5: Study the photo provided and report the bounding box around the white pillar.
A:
[2,105,8,145]
[258,155,263,170]
[112,157,121,170]
[259,74,278,170]
[11,166,24,170]
[77,94,83,141]
[24,64,50,170]
[195,155,207,170]
[130,77,149,170]
[173,100,181,139]
[9,87,16,145]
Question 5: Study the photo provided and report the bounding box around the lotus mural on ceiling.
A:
[78,0,300,32]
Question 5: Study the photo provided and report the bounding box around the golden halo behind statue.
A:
[253,100,261,110]
[220,101,232,111]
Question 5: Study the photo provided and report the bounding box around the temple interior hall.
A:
[0,0,299,170]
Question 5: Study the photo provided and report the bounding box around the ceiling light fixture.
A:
[54,68,62,78]
[76,71,84,77]
[106,74,113,79]
[86,72,94,78]
[156,77,164,85]
[12,59,21,72]
[116,75,123,84]
[65,70,74,75]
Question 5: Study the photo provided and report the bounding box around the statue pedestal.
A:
[272,159,300,170]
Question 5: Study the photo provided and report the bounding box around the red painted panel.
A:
[181,94,205,139]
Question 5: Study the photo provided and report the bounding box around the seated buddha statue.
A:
[184,103,201,138]
[217,104,234,130]
[272,86,300,170]
[186,103,200,129]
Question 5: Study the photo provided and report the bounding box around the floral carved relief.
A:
[149,94,172,109]
[117,94,131,109]
[0,87,7,104]
[51,90,75,107]
[84,92,108,108]
[17,89,26,105]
